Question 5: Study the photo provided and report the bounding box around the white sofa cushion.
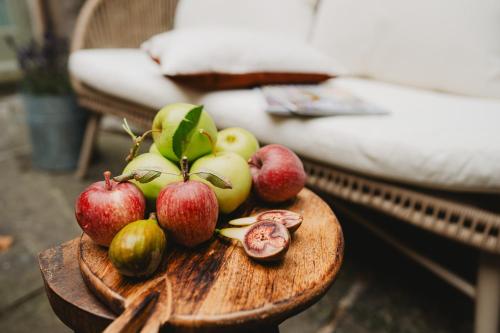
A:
[198,78,500,192]
[174,0,316,41]
[311,0,500,99]
[68,49,199,109]
[141,28,338,89]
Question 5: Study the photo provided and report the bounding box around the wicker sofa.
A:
[69,1,500,332]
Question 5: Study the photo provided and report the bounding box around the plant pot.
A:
[22,93,87,171]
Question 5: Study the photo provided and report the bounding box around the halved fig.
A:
[229,209,303,233]
[218,221,290,262]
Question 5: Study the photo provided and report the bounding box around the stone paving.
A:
[0,94,473,332]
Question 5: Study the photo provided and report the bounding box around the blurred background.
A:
[0,0,497,332]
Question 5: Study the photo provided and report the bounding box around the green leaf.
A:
[172,105,204,159]
[113,169,165,184]
[133,170,162,183]
[113,172,136,183]
[191,169,233,189]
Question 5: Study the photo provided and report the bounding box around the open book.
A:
[261,85,388,117]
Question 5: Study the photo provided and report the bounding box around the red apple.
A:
[156,180,218,247]
[75,171,146,246]
[249,144,306,202]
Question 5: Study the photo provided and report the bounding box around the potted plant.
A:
[6,33,87,171]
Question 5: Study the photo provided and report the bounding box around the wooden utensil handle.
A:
[103,277,172,333]
[103,290,160,333]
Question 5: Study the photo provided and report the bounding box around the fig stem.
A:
[104,171,112,190]
[181,156,189,182]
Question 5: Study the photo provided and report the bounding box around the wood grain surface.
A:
[39,239,115,333]
[41,188,343,332]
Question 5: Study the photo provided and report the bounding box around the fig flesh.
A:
[229,209,303,233]
[218,220,290,261]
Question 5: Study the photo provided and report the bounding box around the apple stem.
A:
[104,171,112,190]
[122,117,162,163]
[181,156,189,182]
[125,129,155,163]
[248,155,262,169]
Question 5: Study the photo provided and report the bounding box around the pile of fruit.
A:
[75,103,306,277]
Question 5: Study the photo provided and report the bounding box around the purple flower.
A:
[4,33,71,94]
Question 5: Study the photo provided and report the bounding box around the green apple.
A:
[215,127,259,161]
[149,142,161,155]
[190,152,252,214]
[152,103,218,162]
[123,153,182,202]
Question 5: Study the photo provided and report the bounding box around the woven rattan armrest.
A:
[70,0,178,93]
[71,0,177,51]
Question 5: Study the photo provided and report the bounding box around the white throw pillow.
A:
[311,0,500,99]
[174,0,317,41]
[141,29,340,90]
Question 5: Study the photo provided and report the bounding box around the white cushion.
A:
[174,0,316,41]
[141,29,339,75]
[311,0,500,99]
[69,49,198,109]
[197,78,500,192]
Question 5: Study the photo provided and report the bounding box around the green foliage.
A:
[172,105,203,159]
[5,34,72,95]
[191,169,233,189]
[19,67,71,95]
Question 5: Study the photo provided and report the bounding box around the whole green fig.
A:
[108,214,166,278]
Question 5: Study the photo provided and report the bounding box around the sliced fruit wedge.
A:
[229,209,303,233]
[217,221,290,262]
[218,226,250,243]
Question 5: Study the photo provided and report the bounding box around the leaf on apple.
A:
[172,105,204,160]
[113,172,136,183]
[192,169,233,189]
[113,169,177,183]
[132,169,163,183]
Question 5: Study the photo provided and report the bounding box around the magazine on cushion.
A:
[261,85,388,117]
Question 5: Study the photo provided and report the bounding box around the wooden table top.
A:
[39,189,343,333]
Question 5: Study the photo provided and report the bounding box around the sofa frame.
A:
[71,1,500,332]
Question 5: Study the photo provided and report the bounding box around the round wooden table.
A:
[39,189,343,333]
